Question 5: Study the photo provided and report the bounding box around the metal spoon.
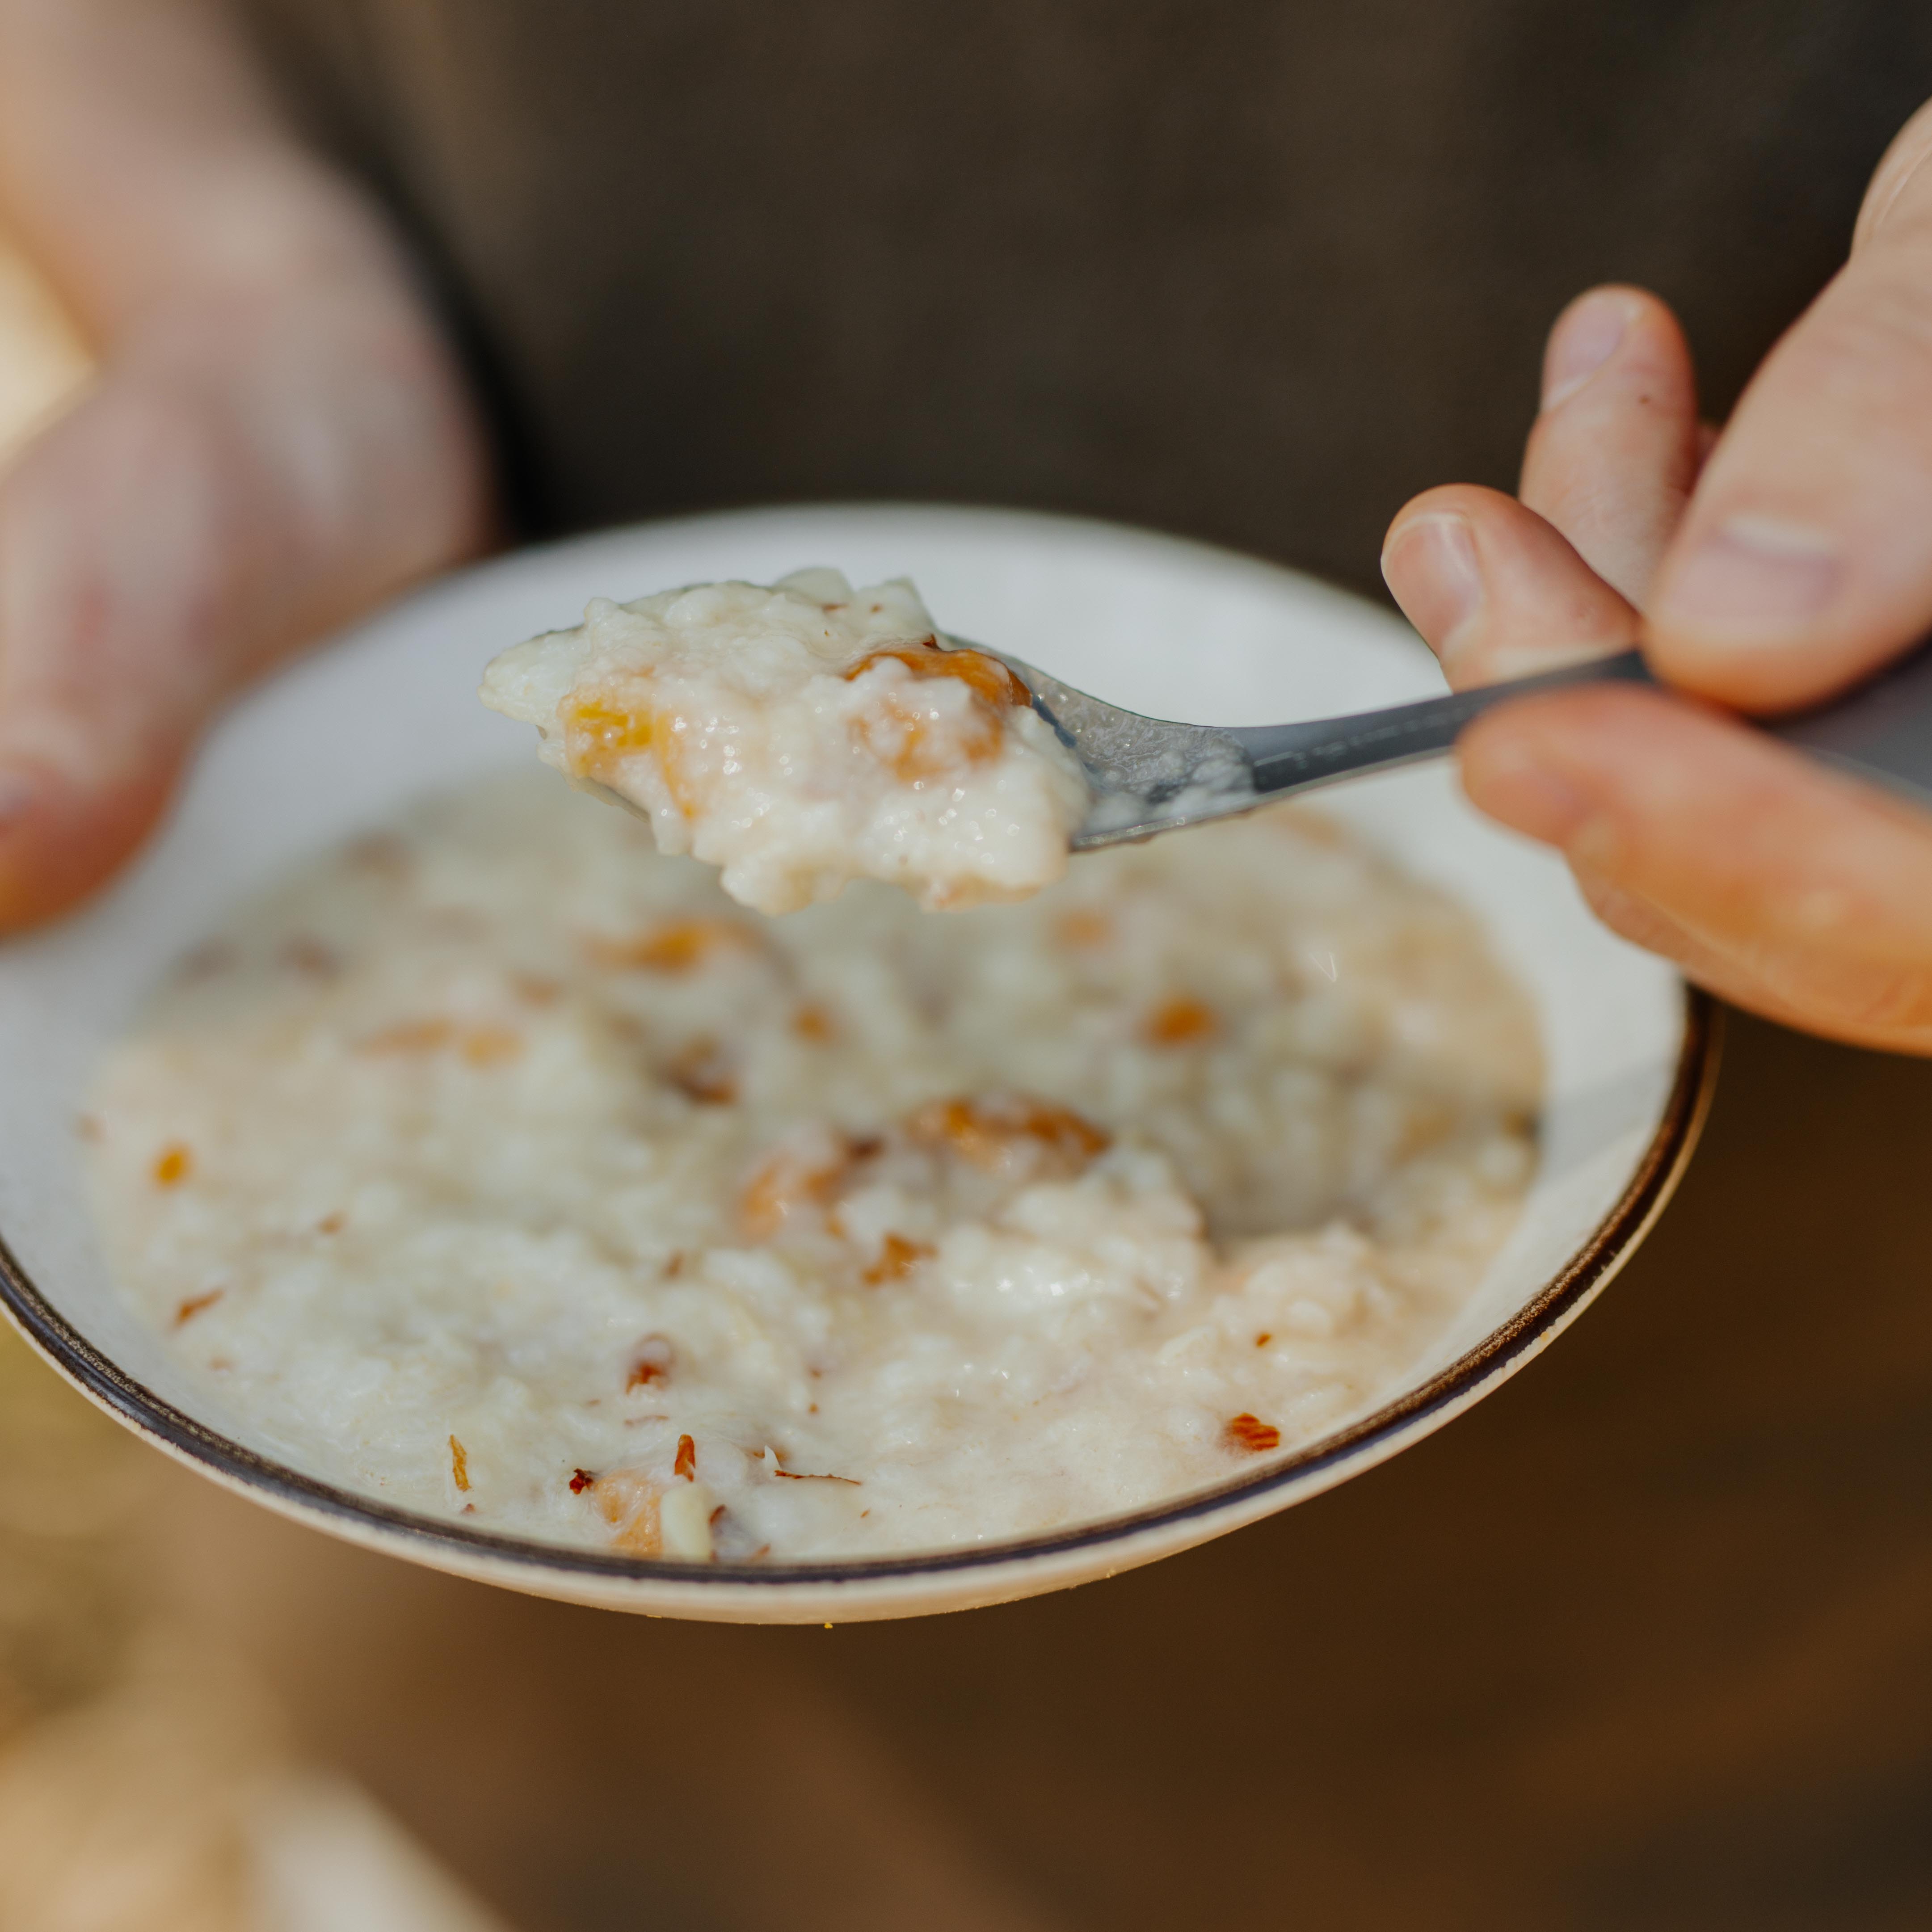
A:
[962,636,1932,850]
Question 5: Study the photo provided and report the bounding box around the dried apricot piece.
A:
[1143,996,1219,1047]
[865,688,1003,780]
[593,1470,664,1555]
[356,1019,524,1067]
[906,1095,1111,1178]
[152,1143,194,1187]
[459,1026,524,1068]
[586,918,760,975]
[844,639,1030,709]
[1393,1099,1458,1161]
[562,687,656,764]
[1053,909,1114,950]
[740,1131,855,1239]
[665,1037,737,1105]
[863,1233,936,1284]
[560,681,702,814]
[846,640,1026,781]
[1223,1413,1281,1454]
[627,1335,674,1391]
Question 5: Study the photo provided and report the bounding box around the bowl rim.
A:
[0,989,1719,1591]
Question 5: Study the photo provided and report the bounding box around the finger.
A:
[0,752,183,929]
[0,272,488,931]
[1381,484,1637,689]
[1853,94,1932,255]
[1562,861,1884,1037]
[1520,285,1701,605]
[1461,684,1932,1051]
[1375,496,1854,1029]
[0,379,250,924]
[1647,104,1932,711]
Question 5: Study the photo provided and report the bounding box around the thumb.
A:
[1646,95,1932,712]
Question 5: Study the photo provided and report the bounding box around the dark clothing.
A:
[239,1,1932,593]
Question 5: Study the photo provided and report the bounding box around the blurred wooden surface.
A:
[138,1010,1932,1932]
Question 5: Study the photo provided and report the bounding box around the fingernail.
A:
[1655,513,1844,643]
[1382,514,1484,666]
[1542,291,1637,409]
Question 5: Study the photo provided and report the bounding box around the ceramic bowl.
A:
[0,504,1715,1622]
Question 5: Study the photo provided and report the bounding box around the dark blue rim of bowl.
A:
[0,992,1717,1592]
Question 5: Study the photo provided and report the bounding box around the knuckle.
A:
[1857,103,1932,252]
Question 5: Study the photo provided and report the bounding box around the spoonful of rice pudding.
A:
[480,569,1090,914]
[485,566,1932,913]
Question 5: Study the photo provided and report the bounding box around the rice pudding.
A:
[481,569,1090,913]
[84,772,1539,1563]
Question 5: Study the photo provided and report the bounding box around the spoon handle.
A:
[1229,637,1932,810]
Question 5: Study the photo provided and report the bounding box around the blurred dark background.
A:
[11,3,1932,1925]
[240,0,1932,583]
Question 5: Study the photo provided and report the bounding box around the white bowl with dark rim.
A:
[0,505,1715,1623]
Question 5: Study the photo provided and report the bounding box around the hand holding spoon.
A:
[968,635,1932,849]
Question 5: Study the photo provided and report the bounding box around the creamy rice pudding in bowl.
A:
[0,506,1713,1622]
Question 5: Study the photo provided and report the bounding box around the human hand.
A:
[0,0,493,930]
[1381,101,1932,1054]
